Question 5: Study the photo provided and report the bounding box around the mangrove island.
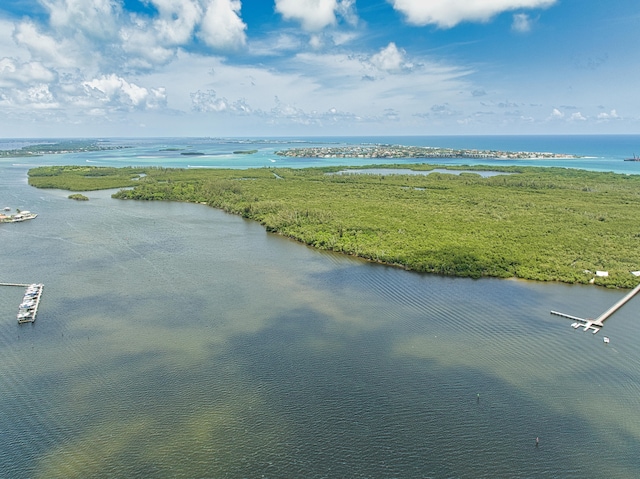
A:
[27,164,640,288]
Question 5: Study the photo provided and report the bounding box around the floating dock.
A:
[17,283,44,323]
[0,283,45,323]
[551,282,640,333]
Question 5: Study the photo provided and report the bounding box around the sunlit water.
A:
[1,137,639,478]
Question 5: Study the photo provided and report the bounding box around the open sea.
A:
[1,135,639,478]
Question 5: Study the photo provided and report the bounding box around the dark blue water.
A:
[1,137,640,478]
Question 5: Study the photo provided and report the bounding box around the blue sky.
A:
[0,0,638,137]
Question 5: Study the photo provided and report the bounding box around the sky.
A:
[0,0,639,138]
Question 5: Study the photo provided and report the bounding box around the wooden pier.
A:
[551,282,640,333]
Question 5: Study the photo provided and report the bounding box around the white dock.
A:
[551,282,640,333]
[16,283,44,323]
[593,282,640,326]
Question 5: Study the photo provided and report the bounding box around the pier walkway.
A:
[551,282,640,333]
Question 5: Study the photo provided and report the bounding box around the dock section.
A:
[593,282,640,326]
[1,283,44,323]
[16,283,44,323]
[551,282,640,333]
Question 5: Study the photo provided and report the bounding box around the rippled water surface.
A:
[1,138,640,478]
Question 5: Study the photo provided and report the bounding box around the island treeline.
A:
[0,140,129,157]
[28,164,640,287]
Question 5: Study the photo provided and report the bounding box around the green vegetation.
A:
[68,193,89,201]
[29,165,148,190]
[28,164,640,287]
[0,140,128,157]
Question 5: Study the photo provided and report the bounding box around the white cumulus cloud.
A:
[549,108,564,119]
[0,58,56,88]
[43,0,121,40]
[147,0,203,45]
[276,0,350,31]
[83,74,167,110]
[13,21,79,68]
[370,43,406,72]
[597,109,619,120]
[200,0,247,49]
[389,0,556,28]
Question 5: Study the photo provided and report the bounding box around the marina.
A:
[0,283,44,323]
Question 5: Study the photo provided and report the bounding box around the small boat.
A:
[603,336,610,344]
[3,207,10,211]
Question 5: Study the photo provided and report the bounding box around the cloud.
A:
[0,58,56,88]
[147,0,203,45]
[570,111,586,121]
[336,0,358,27]
[497,100,520,108]
[43,0,121,40]
[13,21,78,68]
[370,43,407,72]
[548,108,564,119]
[430,103,459,116]
[597,109,619,120]
[512,13,532,33]
[190,89,251,113]
[275,0,357,31]
[389,0,556,28]
[199,0,247,49]
[247,34,302,56]
[83,74,167,110]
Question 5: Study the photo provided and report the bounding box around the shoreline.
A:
[276,144,580,161]
[27,164,640,289]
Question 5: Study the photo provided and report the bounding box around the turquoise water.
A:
[1,136,640,478]
[4,134,640,173]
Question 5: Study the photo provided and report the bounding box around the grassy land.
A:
[28,164,640,287]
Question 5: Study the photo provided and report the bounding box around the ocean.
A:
[1,135,639,478]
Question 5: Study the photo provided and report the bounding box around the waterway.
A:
[1,136,640,478]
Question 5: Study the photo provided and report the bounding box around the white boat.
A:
[603,337,610,344]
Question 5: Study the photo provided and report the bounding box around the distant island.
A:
[68,193,89,201]
[27,164,640,288]
[277,145,580,160]
[233,150,258,155]
[0,140,130,158]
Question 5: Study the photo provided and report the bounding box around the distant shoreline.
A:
[0,140,130,158]
[276,144,580,160]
